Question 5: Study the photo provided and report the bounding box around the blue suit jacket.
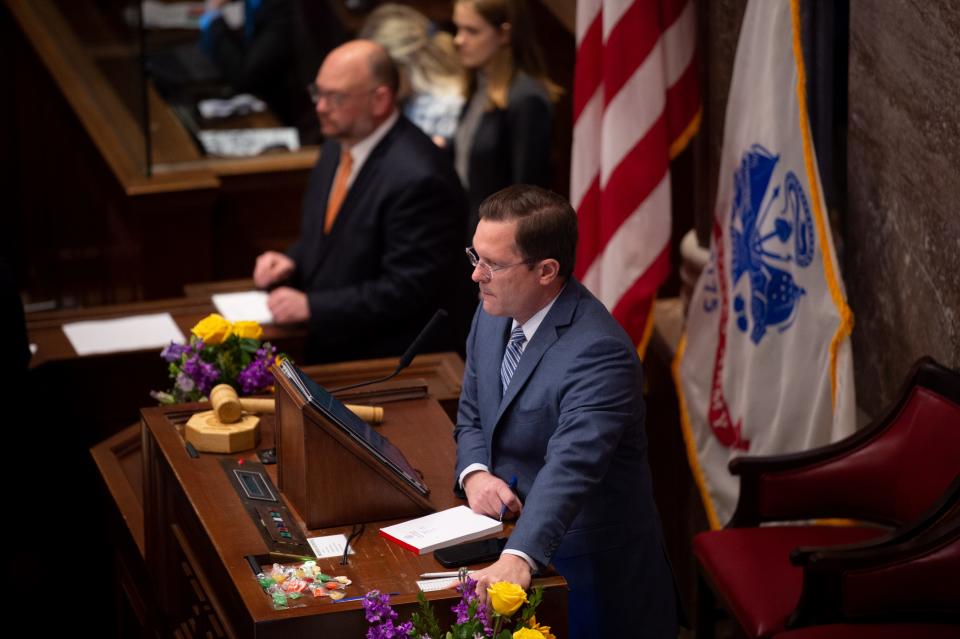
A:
[454,279,677,635]
[455,278,666,562]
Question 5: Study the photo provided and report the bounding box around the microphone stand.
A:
[329,309,448,394]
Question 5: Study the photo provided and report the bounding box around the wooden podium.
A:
[272,365,434,528]
[131,396,567,637]
[87,352,568,636]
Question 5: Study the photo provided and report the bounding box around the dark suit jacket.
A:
[459,72,553,237]
[454,279,677,635]
[286,115,469,363]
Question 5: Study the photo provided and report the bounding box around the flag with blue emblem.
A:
[673,0,856,529]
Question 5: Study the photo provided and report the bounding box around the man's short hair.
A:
[478,184,578,278]
[368,45,401,95]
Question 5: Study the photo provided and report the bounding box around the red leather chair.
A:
[693,357,960,638]
[773,624,960,639]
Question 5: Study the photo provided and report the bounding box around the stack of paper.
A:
[379,506,502,555]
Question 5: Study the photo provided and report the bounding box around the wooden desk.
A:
[27,295,301,450]
[103,398,566,637]
[27,294,310,368]
[27,290,464,441]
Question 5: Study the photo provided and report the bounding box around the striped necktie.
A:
[500,325,527,393]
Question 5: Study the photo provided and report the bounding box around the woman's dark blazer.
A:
[459,71,553,236]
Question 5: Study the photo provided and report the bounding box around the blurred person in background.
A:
[199,0,308,126]
[253,41,469,363]
[452,0,562,238]
[360,3,465,147]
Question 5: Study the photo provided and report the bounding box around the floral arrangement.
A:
[151,313,281,404]
[363,579,554,639]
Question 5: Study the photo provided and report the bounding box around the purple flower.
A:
[452,597,471,624]
[182,354,220,395]
[454,578,491,633]
[238,360,271,393]
[238,345,277,395]
[366,620,409,639]
[363,591,397,624]
[363,591,413,639]
[161,341,188,362]
[175,372,196,393]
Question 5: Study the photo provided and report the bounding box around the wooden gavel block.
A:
[186,384,387,455]
[210,384,383,424]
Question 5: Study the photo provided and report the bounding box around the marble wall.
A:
[846,1,960,410]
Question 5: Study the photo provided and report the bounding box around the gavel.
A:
[209,384,383,424]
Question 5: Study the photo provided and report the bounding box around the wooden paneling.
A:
[6,0,317,306]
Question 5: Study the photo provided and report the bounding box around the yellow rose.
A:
[527,617,555,639]
[191,314,232,345]
[487,581,527,617]
[513,629,544,639]
[230,320,263,340]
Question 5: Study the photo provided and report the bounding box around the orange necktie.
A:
[324,149,353,234]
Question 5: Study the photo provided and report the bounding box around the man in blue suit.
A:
[455,185,678,638]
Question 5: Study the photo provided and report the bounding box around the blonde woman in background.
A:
[452,0,562,235]
[360,4,465,146]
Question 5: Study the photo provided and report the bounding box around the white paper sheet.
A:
[139,1,244,30]
[212,291,273,324]
[198,94,267,119]
[417,577,461,592]
[307,534,354,560]
[198,128,299,157]
[62,313,185,356]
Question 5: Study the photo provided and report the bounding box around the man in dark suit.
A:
[455,185,678,638]
[254,40,468,363]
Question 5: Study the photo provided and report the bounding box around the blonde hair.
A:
[455,0,562,109]
[360,4,465,101]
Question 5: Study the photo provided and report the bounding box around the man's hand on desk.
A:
[464,471,522,520]
[267,287,310,323]
[471,553,533,606]
[254,251,295,288]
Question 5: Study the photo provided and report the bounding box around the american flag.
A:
[570,0,701,351]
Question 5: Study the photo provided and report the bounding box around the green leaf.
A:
[410,591,442,639]
[239,338,260,353]
[518,586,544,625]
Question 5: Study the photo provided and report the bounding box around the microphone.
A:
[329,309,448,394]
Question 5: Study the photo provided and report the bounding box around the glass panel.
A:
[55,0,151,175]
[139,0,322,162]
